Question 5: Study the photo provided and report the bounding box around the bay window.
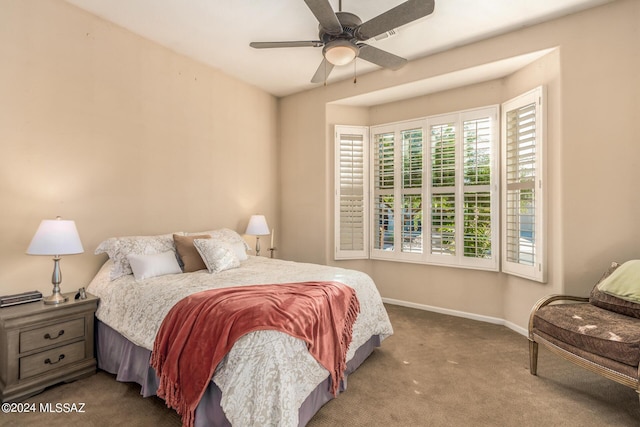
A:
[334,86,545,279]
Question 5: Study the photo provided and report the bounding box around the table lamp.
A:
[245,215,270,257]
[26,217,84,305]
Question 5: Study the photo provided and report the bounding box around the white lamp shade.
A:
[27,218,84,256]
[323,40,359,66]
[245,215,270,236]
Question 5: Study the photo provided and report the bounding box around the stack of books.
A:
[0,290,43,308]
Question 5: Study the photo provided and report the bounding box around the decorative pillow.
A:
[597,260,640,303]
[126,251,182,281]
[173,234,211,273]
[192,239,240,273]
[186,228,249,261]
[95,233,180,280]
[590,261,640,319]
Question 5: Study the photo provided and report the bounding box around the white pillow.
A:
[186,228,249,261]
[95,233,181,280]
[126,251,182,281]
[193,239,240,273]
[227,241,249,261]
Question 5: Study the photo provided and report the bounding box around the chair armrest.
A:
[528,294,589,340]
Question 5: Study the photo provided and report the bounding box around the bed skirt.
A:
[95,320,381,426]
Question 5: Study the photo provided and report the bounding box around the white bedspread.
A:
[87,256,393,427]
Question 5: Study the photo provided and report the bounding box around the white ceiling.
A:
[64,0,612,99]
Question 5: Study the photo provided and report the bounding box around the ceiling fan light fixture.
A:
[323,40,359,66]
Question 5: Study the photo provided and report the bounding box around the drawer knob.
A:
[44,330,65,340]
[44,354,65,365]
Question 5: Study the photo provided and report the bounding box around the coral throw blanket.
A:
[150,281,360,427]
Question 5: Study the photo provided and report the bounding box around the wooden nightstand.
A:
[0,292,98,402]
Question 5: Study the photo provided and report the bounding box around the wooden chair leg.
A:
[529,339,538,375]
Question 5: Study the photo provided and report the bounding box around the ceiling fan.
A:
[250,0,435,83]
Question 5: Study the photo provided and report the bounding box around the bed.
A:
[86,229,393,427]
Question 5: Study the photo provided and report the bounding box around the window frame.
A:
[367,106,500,271]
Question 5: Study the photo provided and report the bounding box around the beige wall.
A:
[280,0,640,331]
[0,0,279,295]
[556,1,640,295]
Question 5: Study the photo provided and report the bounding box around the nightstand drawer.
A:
[20,318,85,353]
[20,340,85,379]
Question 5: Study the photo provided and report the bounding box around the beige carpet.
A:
[3,304,639,426]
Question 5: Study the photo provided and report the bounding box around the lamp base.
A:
[44,257,68,305]
[43,292,68,305]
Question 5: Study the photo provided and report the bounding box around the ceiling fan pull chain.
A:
[324,60,328,86]
[353,59,357,84]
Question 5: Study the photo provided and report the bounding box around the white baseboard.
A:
[382,297,529,337]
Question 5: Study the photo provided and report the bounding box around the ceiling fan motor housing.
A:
[319,12,362,43]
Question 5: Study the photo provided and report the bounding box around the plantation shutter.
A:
[429,120,457,258]
[401,128,424,254]
[426,108,499,270]
[501,87,546,282]
[370,120,424,262]
[335,126,369,260]
[337,106,498,271]
[460,108,499,271]
[372,130,395,253]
